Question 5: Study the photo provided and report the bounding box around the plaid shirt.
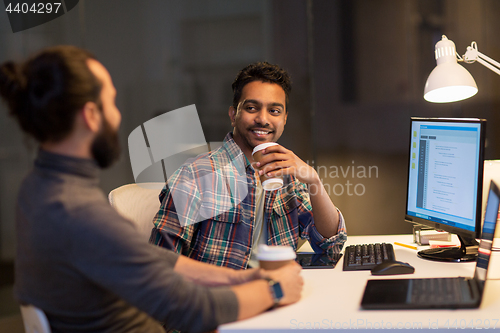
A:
[150,133,347,270]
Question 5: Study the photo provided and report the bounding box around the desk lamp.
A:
[424,35,500,103]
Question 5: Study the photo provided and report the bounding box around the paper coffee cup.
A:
[256,244,296,270]
[252,143,284,191]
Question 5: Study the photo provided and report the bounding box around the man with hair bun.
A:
[0,46,303,333]
[151,62,347,269]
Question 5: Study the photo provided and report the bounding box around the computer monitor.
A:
[405,117,486,262]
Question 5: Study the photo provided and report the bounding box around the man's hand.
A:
[230,263,304,306]
[231,262,303,320]
[261,262,304,306]
[254,144,320,186]
[254,143,340,238]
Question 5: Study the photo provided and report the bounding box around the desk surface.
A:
[220,235,500,332]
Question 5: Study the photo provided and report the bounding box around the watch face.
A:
[271,281,284,301]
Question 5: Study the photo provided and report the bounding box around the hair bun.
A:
[0,61,25,102]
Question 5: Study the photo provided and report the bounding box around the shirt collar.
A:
[222,132,254,171]
[35,149,100,180]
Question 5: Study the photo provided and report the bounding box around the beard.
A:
[91,117,121,169]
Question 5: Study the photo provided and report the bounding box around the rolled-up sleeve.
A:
[307,208,347,254]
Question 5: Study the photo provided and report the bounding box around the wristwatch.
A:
[264,277,283,309]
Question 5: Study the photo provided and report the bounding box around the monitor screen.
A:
[405,118,486,241]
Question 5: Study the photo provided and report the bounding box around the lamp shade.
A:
[424,36,478,103]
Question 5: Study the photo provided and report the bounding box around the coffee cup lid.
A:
[262,178,283,191]
[252,142,279,156]
[256,244,296,261]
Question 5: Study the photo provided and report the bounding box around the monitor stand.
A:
[417,235,478,262]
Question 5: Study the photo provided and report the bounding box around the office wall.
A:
[0,0,273,260]
[311,0,500,235]
[1,0,499,262]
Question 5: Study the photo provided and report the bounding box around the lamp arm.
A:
[463,41,500,76]
[476,53,500,76]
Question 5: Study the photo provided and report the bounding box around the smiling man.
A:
[151,62,347,269]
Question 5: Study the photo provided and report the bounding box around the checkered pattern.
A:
[150,133,347,269]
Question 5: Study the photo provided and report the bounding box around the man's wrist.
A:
[263,277,283,309]
[303,167,321,185]
[307,175,323,194]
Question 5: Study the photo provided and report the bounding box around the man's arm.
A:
[174,255,262,286]
[305,177,339,237]
[255,144,340,238]
[150,168,201,255]
[174,255,303,320]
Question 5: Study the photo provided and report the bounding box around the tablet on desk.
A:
[295,253,342,269]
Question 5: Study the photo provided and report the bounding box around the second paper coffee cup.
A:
[256,244,296,270]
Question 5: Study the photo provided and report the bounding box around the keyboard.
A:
[409,278,465,305]
[343,243,395,271]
